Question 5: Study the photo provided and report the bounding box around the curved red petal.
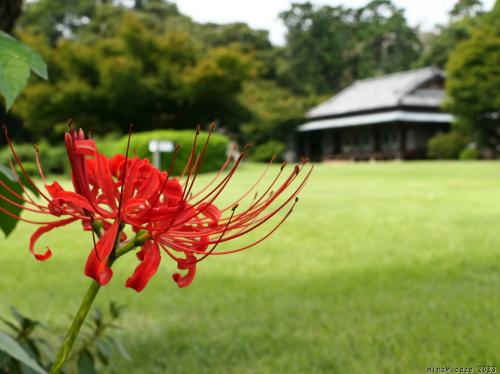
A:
[45,181,64,198]
[172,254,197,288]
[197,202,221,224]
[29,218,77,261]
[125,241,161,292]
[110,154,125,177]
[53,191,95,212]
[85,251,113,285]
[84,221,120,285]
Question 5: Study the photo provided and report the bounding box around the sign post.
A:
[148,139,175,169]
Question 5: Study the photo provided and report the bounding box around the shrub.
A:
[427,131,468,159]
[0,141,68,175]
[37,140,69,174]
[105,130,231,175]
[251,140,285,162]
[459,147,480,160]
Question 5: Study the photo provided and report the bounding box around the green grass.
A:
[1,161,500,373]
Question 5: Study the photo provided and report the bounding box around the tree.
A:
[449,0,484,20]
[445,2,500,152]
[17,0,96,44]
[14,12,255,139]
[417,0,484,68]
[278,1,420,95]
[350,0,421,79]
[279,2,355,94]
[239,80,320,144]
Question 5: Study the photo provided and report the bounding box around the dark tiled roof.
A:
[307,67,445,119]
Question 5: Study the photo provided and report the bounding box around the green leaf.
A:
[77,350,96,374]
[108,336,130,361]
[11,307,28,328]
[33,338,54,363]
[19,171,40,198]
[0,31,48,110]
[95,338,111,365]
[10,307,39,334]
[0,162,40,237]
[0,333,46,374]
[21,363,42,374]
[0,317,21,334]
[0,164,24,237]
[90,308,102,328]
[27,51,48,81]
[109,302,120,319]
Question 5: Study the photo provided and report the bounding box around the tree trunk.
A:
[0,0,22,34]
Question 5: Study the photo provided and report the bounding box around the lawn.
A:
[1,161,500,373]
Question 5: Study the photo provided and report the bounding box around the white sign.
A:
[148,139,175,153]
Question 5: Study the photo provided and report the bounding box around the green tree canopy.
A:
[278,0,420,95]
[417,0,485,68]
[14,12,255,139]
[445,2,500,151]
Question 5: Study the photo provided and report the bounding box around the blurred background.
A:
[0,1,500,373]
[0,0,498,165]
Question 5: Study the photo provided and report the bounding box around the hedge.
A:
[99,130,231,175]
[251,140,285,162]
[0,140,68,175]
[427,131,468,159]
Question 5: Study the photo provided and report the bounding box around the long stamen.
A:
[211,197,299,255]
[143,143,180,216]
[7,157,45,208]
[117,124,133,222]
[189,143,236,200]
[0,177,47,212]
[160,197,299,255]
[184,122,216,199]
[0,192,48,214]
[221,155,277,212]
[2,126,53,204]
[0,205,76,225]
[190,204,238,264]
[165,165,311,243]
[182,125,200,199]
[130,148,248,234]
[33,145,48,185]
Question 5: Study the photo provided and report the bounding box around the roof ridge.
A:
[306,66,444,119]
[396,66,444,106]
[353,66,439,84]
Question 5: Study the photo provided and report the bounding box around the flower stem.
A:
[49,280,101,374]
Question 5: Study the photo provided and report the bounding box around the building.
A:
[295,67,453,161]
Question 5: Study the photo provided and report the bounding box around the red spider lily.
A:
[1,124,312,291]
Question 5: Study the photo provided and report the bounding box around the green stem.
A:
[115,230,150,258]
[48,229,148,373]
[49,281,101,374]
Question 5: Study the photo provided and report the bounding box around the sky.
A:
[173,0,496,45]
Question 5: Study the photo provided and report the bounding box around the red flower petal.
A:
[95,154,118,211]
[53,191,95,212]
[110,154,125,177]
[164,179,183,202]
[45,181,64,198]
[84,221,119,285]
[172,253,197,288]
[125,241,161,292]
[29,218,77,261]
[197,202,221,224]
[74,139,96,156]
